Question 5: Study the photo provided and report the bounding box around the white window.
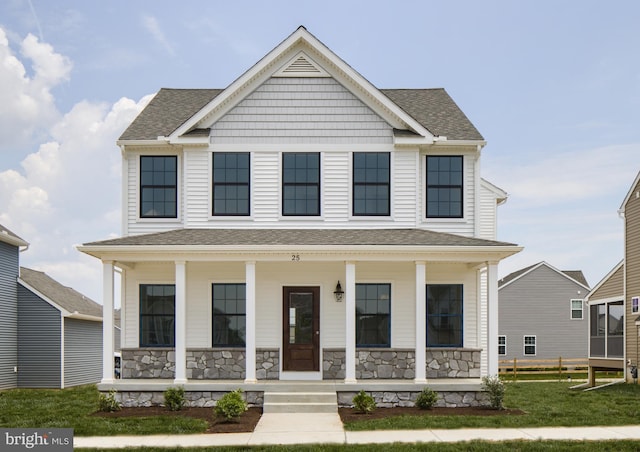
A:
[632,297,639,314]
[571,299,584,319]
[524,335,536,356]
[498,335,506,355]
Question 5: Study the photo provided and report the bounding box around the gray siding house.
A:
[498,262,590,362]
[17,267,103,388]
[0,225,28,390]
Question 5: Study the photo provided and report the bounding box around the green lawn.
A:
[343,381,640,431]
[0,385,206,436]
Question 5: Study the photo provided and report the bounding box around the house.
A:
[0,224,28,390]
[0,223,105,389]
[585,261,624,385]
[17,267,104,388]
[78,27,522,407]
[498,262,590,364]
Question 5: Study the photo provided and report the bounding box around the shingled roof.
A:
[19,267,103,319]
[119,87,483,142]
[499,262,589,289]
[84,228,515,248]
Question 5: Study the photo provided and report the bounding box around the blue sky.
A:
[0,0,639,302]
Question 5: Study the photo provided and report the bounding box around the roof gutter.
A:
[66,312,103,322]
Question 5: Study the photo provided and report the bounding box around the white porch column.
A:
[487,262,499,376]
[415,262,427,383]
[244,261,257,383]
[101,261,115,384]
[174,261,187,384]
[345,261,356,383]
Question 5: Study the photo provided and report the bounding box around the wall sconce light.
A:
[334,281,344,302]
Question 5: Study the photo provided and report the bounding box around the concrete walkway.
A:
[74,413,640,448]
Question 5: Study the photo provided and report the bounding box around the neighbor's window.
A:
[524,335,536,355]
[498,335,506,355]
[632,297,639,314]
[571,299,584,319]
[426,155,463,218]
[212,284,246,347]
[426,284,463,347]
[139,284,175,347]
[140,156,177,218]
[356,283,391,347]
[353,152,390,216]
[212,153,250,216]
[282,153,320,216]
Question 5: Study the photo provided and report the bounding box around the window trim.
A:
[498,335,507,356]
[139,155,179,219]
[426,283,464,348]
[212,152,251,217]
[352,152,391,217]
[355,282,391,348]
[281,152,321,217]
[211,282,247,348]
[570,299,584,320]
[139,283,176,347]
[425,155,464,219]
[523,335,536,356]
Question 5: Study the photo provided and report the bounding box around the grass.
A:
[342,381,640,430]
[79,441,640,451]
[0,385,207,436]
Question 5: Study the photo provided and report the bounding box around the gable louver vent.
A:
[275,52,330,77]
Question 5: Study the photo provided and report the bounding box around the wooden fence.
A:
[499,357,588,380]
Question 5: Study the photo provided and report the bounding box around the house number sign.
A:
[291,254,301,261]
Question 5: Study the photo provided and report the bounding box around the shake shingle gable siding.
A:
[118,88,482,142]
[83,228,516,247]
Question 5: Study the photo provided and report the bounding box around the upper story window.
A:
[212,283,246,347]
[498,335,506,355]
[426,284,463,347]
[213,153,250,216]
[353,152,390,216]
[356,283,391,347]
[282,153,320,216]
[426,155,463,218]
[632,296,639,314]
[570,299,584,319]
[140,156,177,218]
[139,284,175,347]
[523,335,536,355]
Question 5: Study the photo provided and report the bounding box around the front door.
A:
[282,286,320,371]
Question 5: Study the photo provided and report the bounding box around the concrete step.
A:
[263,390,338,414]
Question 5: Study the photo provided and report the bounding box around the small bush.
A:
[415,387,438,410]
[352,390,376,414]
[214,389,247,421]
[164,386,186,411]
[482,375,506,410]
[98,389,121,412]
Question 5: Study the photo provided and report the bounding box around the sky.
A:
[0,0,639,303]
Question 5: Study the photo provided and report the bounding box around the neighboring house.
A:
[0,224,28,390]
[78,27,521,407]
[17,267,104,388]
[498,262,590,363]
[585,261,624,384]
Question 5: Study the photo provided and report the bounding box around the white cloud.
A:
[142,15,175,56]
[0,28,71,155]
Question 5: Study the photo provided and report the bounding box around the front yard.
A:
[1,382,640,436]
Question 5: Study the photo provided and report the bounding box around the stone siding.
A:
[323,349,346,379]
[115,390,263,408]
[356,349,415,379]
[121,349,175,379]
[426,348,481,378]
[337,390,488,408]
[186,349,245,379]
[256,349,279,380]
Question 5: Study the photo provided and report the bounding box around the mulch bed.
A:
[95,405,523,434]
[95,406,262,433]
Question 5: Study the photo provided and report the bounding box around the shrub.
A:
[352,390,376,414]
[214,389,247,421]
[98,389,121,412]
[482,375,505,410]
[415,387,438,410]
[164,386,186,411]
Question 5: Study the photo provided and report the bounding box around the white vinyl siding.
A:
[210,78,393,145]
[184,150,211,227]
[479,183,499,240]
